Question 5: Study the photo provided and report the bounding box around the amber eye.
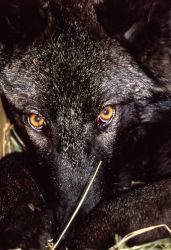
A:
[96,105,115,127]
[28,113,46,131]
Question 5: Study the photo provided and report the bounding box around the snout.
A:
[51,155,104,237]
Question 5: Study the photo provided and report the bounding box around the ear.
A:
[0,0,51,44]
[94,0,170,39]
[94,0,171,87]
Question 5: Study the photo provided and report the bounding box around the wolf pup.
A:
[0,0,171,249]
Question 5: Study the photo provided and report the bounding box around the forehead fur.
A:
[1,19,154,115]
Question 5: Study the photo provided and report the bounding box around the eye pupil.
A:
[34,115,41,122]
[102,108,109,115]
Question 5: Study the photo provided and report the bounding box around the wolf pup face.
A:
[0,14,156,233]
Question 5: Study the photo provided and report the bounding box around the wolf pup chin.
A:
[0,0,171,249]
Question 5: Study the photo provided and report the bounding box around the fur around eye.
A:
[96,105,115,127]
[28,113,46,131]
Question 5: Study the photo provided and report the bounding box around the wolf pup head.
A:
[0,1,166,236]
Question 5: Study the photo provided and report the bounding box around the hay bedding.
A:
[0,100,23,159]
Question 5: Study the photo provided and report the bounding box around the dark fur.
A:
[95,0,171,87]
[0,0,171,249]
[0,153,53,249]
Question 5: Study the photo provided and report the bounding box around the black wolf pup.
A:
[0,0,171,249]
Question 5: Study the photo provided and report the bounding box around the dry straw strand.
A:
[114,224,171,249]
[51,161,103,250]
[2,121,12,157]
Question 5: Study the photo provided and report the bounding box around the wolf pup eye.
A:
[28,113,46,131]
[96,105,115,127]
